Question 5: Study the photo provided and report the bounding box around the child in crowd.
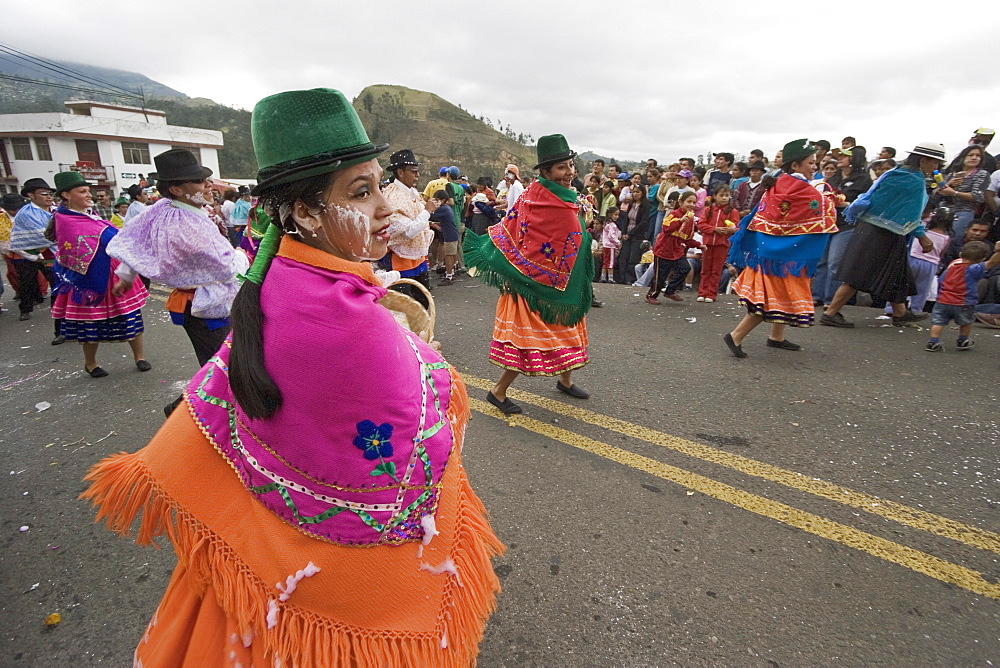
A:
[697,185,740,302]
[690,173,707,219]
[598,181,617,217]
[926,240,1000,351]
[600,209,621,283]
[646,191,705,304]
[429,190,459,285]
[589,217,604,281]
[634,241,654,287]
[909,207,953,312]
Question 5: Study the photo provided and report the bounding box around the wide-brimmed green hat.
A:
[781,138,816,166]
[114,196,129,207]
[534,134,577,169]
[54,171,91,196]
[251,88,387,195]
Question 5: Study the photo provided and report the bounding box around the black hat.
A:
[748,161,767,172]
[238,185,251,195]
[387,149,420,171]
[0,193,26,210]
[20,177,53,197]
[127,184,145,199]
[153,149,213,181]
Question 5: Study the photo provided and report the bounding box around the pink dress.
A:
[50,207,147,342]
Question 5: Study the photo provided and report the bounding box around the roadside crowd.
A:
[2,126,1000,382]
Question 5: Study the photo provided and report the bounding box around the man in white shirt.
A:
[124,184,149,222]
[497,164,524,212]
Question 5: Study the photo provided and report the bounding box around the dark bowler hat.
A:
[20,177,53,197]
[154,149,213,181]
[251,88,387,195]
[781,138,816,165]
[387,149,420,170]
[0,193,26,210]
[53,171,91,195]
[534,134,576,169]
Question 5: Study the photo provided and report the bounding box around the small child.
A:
[646,191,705,304]
[589,217,605,280]
[696,184,740,302]
[926,240,1000,351]
[909,206,952,312]
[600,209,621,282]
[429,190,459,285]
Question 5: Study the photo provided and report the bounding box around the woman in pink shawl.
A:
[48,171,149,377]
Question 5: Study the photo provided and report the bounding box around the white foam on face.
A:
[327,204,380,259]
[189,191,209,206]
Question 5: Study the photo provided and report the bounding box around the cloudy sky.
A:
[5,0,1000,164]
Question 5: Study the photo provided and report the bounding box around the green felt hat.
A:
[534,134,577,169]
[781,138,816,166]
[114,196,129,207]
[251,88,387,195]
[53,171,91,196]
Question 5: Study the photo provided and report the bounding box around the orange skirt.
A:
[733,267,816,327]
[490,293,588,375]
[82,377,503,667]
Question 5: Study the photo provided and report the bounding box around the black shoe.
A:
[723,333,747,358]
[766,338,802,351]
[85,366,109,378]
[556,381,589,399]
[19,312,31,321]
[51,335,65,346]
[437,277,454,286]
[135,360,152,372]
[486,391,522,414]
[892,310,929,326]
[163,395,183,418]
[591,298,603,308]
[820,312,854,328]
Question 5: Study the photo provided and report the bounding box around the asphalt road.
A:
[1,277,998,666]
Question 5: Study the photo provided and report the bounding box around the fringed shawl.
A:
[81,237,503,666]
[845,166,928,236]
[51,207,115,306]
[464,178,593,326]
[9,202,52,252]
[728,174,838,279]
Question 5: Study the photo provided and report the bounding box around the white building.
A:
[0,100,224,196]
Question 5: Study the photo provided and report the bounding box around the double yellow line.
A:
[462,374,1000,600]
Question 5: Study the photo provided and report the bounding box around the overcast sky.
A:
[6,0,1000,164]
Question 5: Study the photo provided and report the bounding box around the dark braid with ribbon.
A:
[229,172,332,419]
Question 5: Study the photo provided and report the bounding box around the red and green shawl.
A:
[463,178,593,326]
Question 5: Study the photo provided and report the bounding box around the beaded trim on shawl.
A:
[185,333,456,547]
[749,174,837,236]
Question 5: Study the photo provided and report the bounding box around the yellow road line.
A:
[462,375,1000,556]
[470,397,1000,601]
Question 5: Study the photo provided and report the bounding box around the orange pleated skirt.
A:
[489,293,589,375]
[733,267,816,327]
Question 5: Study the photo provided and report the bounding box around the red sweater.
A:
[697,205,740,246]
[653,208,700,260]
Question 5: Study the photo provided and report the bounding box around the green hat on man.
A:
[114,196,129,207]
[534,134,577,170]
[53,171,91,196]
[780,138,816,166]
[250,88,388,195]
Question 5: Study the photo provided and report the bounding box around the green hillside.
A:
[354,85,537,187]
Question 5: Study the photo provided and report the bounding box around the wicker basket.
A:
[378,278,436,343]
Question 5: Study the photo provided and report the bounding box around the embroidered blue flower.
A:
[540,241,555,258]
[353,420,394,461]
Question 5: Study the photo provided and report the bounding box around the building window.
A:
[172,146,201,164]
[34,137,52,161]
[11,137,33,160]
[122,141,150,164]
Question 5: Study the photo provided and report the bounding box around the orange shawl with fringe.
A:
[81,253,503,666]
